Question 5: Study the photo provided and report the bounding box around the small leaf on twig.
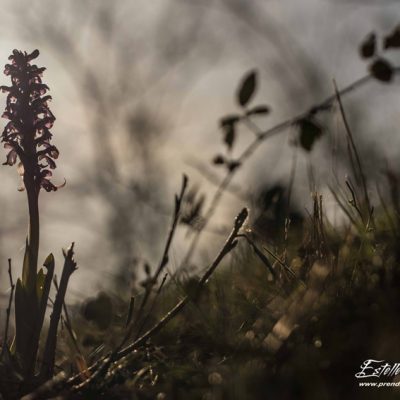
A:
[369,58,393,82]
[213,154,225,165]
[237,70,257,107]
[220,115,240,128]
[297,117,323,152]
[223,123,236,150]
[245,105,270,116]
[227,160,241,172]
[384,25,400,49]
[220,114,240,151]
[359,33,376,58]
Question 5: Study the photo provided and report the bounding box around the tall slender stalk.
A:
[25,175,40,292]
[1,49,63,378]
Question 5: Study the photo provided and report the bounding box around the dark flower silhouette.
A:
[1,50,65,378]
[1,49,63,192]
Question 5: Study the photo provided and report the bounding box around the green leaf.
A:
[369,58,393,82]
[384,25,400,49]
[43,253,55,270]
[359,33,376,59]
[237,70,257,107]
[39,253,55,330]
[298,117,323,152]
[245,105,270,116]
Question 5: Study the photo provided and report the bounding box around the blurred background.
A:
[0,0,399,303]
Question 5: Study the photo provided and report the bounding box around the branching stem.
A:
[178,69,400,271]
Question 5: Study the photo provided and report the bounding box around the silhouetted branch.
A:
[70,208,248,394]
[117,208,248,358]
[178,68,400,271]
[24,208,248,399]
[66,176,188,389]
[127,175,188,345]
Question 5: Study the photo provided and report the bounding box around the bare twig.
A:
[71,208,248,394]
[117,209,248,358]
[2,259,15,351]
[19,67,400,398]
[153,175,188,281]
[74,176,188,389]
[128,175,188,345]
[29,177,189,396]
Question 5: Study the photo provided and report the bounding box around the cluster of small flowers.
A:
[1,49,62,192]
